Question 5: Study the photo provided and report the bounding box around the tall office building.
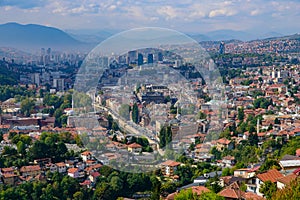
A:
[127,50,137,64]
[219,41,225,54]
[157,52,163,62]
[147,53,154,64]
[138,53,143,66]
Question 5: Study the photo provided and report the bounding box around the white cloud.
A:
[250,9,261,16]
[157,6,178,20]
[208,8,237,18]
[0,0,300,33]
[107,5,117,11]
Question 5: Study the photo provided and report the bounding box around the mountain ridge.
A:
[0,22,86,52]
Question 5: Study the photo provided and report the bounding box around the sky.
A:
[0,0,300,34]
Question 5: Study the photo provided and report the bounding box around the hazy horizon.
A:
[0,0,299,36]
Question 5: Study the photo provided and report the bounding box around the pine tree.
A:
[132,103,139,124]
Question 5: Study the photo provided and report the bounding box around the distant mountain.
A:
[258,32,283,40]
[206,29,255,41]
[66,29,116,44]
[0,22,88,51]
[189,34,212,42]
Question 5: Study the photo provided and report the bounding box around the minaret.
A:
[257,118,260,134]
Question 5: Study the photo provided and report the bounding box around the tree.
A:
[259,159,280,172]
[237,107,244,121]
[222,167,232,176]
[199,192,224,200]
[150,175,161,200]
[73,191,84,200]
[112,122,119,131]
[159,126,172,148]
[272,178,300,200]
[259,180,277,199]
[17,141,26,155]
[175,188,198,200]
[20,98,35,117]
[248,133,259,146]
[197,111,207,120]
[107,114,113,129]
[132,103,139,124]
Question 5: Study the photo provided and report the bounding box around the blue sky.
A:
[0,0,299,34]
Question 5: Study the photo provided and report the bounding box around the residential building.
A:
[20,165,41,177]
[127,143,142,154]
[161,160,181,177]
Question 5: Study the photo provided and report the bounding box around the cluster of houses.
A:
[163,155,300,199]
[0,151,102,188]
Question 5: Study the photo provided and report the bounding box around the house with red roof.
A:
[219,182,265,200]
[277,173,298,189]
[81,151,92,162]
[161,160,181,177]
[67,167,84,179]
[255,169,284,196]
[89,171,101,183]
[80,180,92,188]
[20,165,41,177]
[1,173,18,185]
[222,156,236,167]
[127,143,142,154]
[55,162,67,173]
[216,138,234,151]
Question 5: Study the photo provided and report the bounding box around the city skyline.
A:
[0,0,299,35]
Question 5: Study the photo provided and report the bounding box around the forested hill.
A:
[0,60,19,85]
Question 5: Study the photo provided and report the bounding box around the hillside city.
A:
[0,33,300,200]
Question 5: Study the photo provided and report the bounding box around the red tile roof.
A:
[1,167,14,173]
[296,149,300,156]
[190,186,210,195]
[293,167,300,175]
[217,138,231,145]
[68,168,79,174]
[218,182,244,199]
[277,173,297,185]
[90,171,101,178]
[257,169,284,183]
[127,143,142,149]
[20,165,41,172]
[244,192,265,200]
[80,180,91,186]
[161,160,181,167]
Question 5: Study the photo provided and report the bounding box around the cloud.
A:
[157,6,178,20]
[208,8,237,18]
[250,9,261,16]
[0,0,300,34]
[0,0,47,9]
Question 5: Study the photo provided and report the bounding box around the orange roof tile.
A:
[1,167,14,173]
[244,192,265,200]
[161,160,181,167]
[217,138,231,145]
[20,165,41,172]
[218,182,244,199]
[127,143,142,149]
[277,173,297,185]
[68,168,79,173]
[257,169,283,183]
[190,186,210,195]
